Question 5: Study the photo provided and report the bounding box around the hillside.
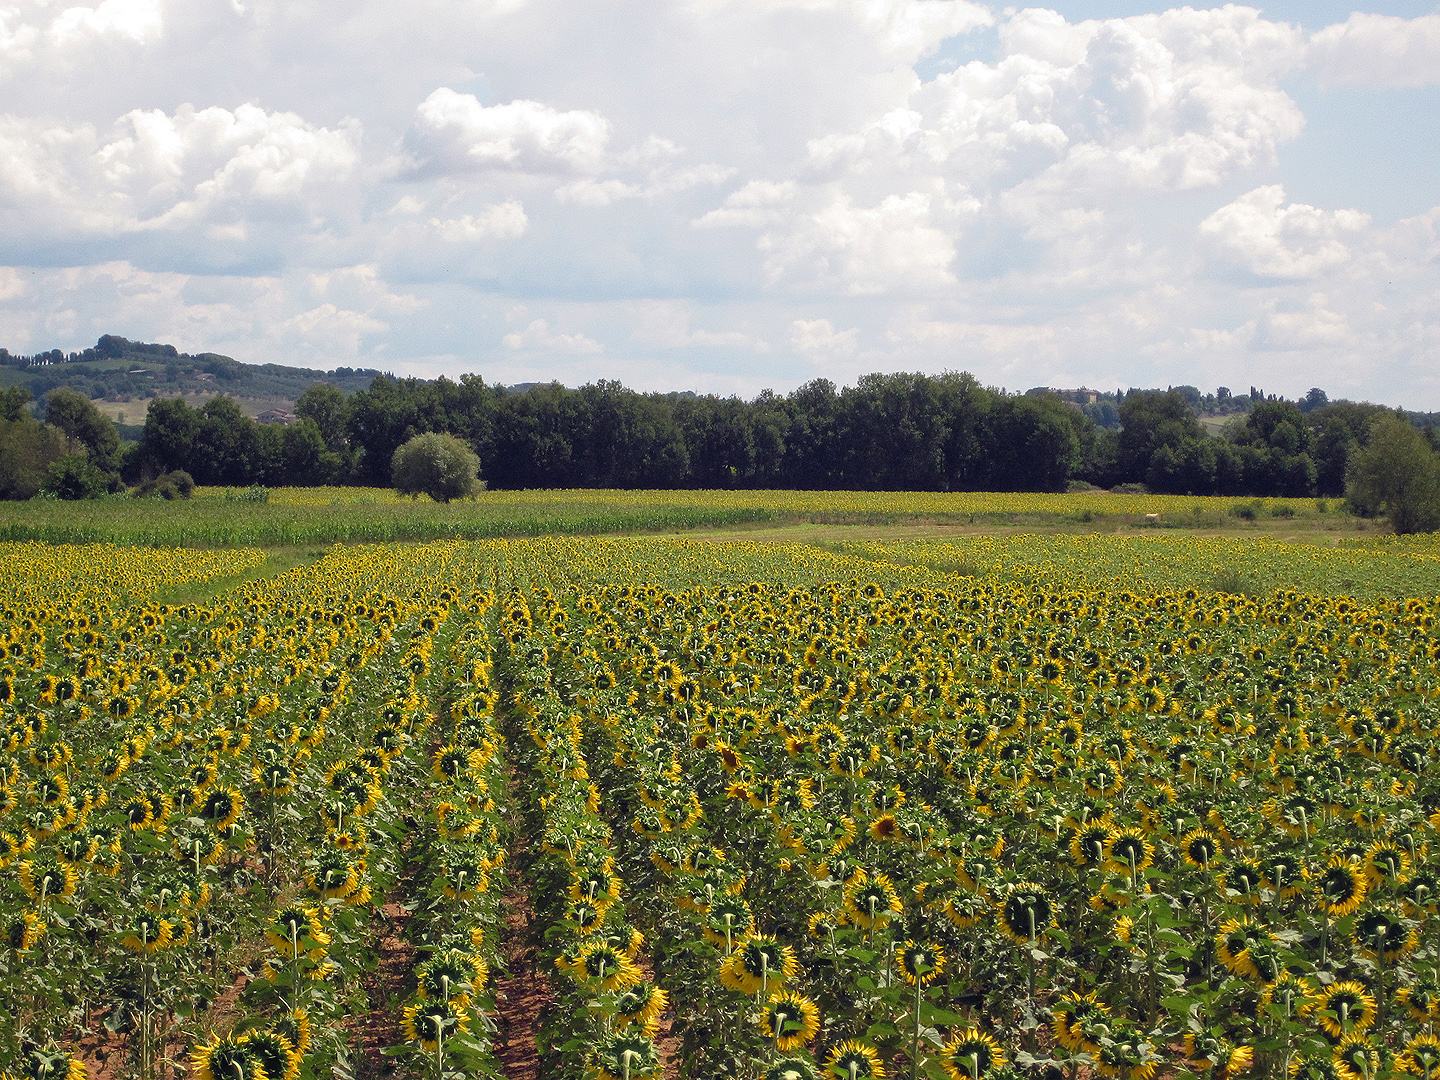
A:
[0,336,384,427]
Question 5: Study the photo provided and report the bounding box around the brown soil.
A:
[491,844,556,1080]
[351,898,420,1078]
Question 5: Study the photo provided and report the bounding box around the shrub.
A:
[133,470,195,500]
[1271,504,1295,518]
[40,453,110,500]
[1229,501,1261,521]
[392,432,483,503]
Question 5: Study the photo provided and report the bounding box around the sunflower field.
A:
[1,533,1439,1080]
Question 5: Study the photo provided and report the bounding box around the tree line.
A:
[2,370,1438,523]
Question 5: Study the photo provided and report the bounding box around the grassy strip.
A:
[0,495,1368,549]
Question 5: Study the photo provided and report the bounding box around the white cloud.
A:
[0,103,359,240]
[627,300,768,350]
[762,191,956,293]
[683,0,992,63]
[403,89,610,176]
[1201,186,1371,280]
[431,201,529,241]
[1308,14,1440,87]
[502,318,604,354]
[50,0,162,44]
[693,179,798,228]
[790,317,858,357]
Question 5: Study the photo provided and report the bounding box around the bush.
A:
[1229,501,1260,521]
[1271,503,1295,518]
[392,432,483,503]
[1110,482,1147,495]
[40,454,110,500]
[1346,413,1440,534]
[133,470,195,500]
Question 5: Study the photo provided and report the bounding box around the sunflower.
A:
[245,1031,301,1080]
[574,940,642,993]
[825,1040,885,1080]
[1309,982,1377,1041]
[6,909,45,951]
[1104,829,1154,876]
[897,940,945,986]
[1220,855,1263,898]
[702,896,754,947]
[998,883,1054,943]
[10,1048,88,1080]
[121,913,177,955]
[20,859,77,903]
[1398,977,1440,1023]
[1261,853,1306,899]
[1316,860,1368,917]
[1361,841,1410,888]
[614,981,668,1033]
[403,998,466,1052]
[1182,829,1222,869]
[1216,918,1277,980]
[1396,1035,1440,1080]
[190,1034,268,1080]
[941,1029,1006,1080]
[415,949,478,1006]
[767,1057,820,1080]
[590,1031,661,1080]
[1090,1023,1160,1080]
[845,874,902,929]
[761,990,821,1050]
[1290,1057,1344,1080]
[1352,909,1417,961]
[1184,1034,1254,1079]
[1333,1035,1380,1080]
[199,787,245,831]
[266,906,330,959]
[719,936,798,994]
[273,1009,311,1056]
[1070,824,1110,866]
[1049,991,1109,1051]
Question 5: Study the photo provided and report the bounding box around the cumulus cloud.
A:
[1201,186,1371,280]
[626,300,768,350]
[1308,13,1440,87]
[50,0,162,44]
[790,317,858,358]
[431,201,529,241]
[0,102,359,242]
[502,318,604,354]
[819,6,1308,196]
[402,89,610,176]
[762,191,956,293]
[683,0,992,63]
[693,180,798,228]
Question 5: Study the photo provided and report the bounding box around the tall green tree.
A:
[45,388,120,472]
[1346,413,1440,534]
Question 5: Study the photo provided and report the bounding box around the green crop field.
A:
[0,493,1436,1080]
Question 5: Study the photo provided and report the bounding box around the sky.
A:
[0,1,1438,407]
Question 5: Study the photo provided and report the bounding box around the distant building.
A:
[256,409,296,425]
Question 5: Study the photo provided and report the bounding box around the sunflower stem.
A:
[911,972,924,1080]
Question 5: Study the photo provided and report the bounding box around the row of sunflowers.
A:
[0,534,1438,1080]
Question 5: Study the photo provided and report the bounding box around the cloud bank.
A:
[0,0,1436,406]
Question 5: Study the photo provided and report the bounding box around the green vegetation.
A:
[391,431,483,502]
[1346,412,1440,534]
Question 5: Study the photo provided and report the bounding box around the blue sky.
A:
[0,0,1437,407]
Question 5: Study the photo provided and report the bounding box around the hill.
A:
[0,336,384,430]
